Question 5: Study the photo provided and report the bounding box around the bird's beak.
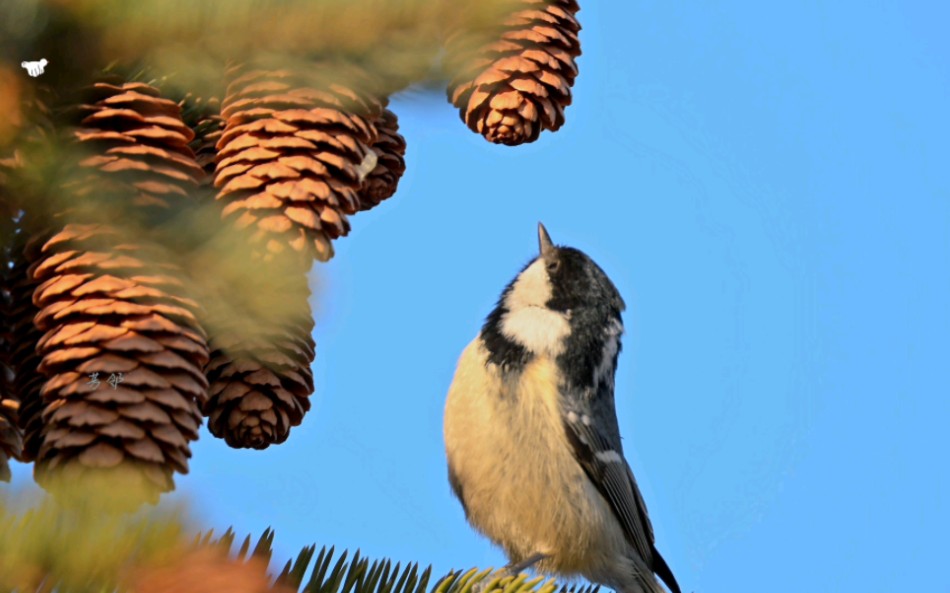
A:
[538,222,555,258]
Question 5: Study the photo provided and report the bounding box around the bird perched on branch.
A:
[444,223,680,593]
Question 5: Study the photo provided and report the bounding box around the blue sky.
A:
[10,1,950,591]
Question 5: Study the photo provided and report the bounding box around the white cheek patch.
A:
[501,306,571,356]
[504,259,550,310]
[500,258,571,355]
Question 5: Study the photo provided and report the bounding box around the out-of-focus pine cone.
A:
[30,224,209,499]
[446,0,582,145]
[201,259,314,449]
[127,546,285,593]
[214,62,384,263]
[69,80,203,220]
[358,107,407,211]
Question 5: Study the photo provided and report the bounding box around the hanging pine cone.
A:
[69,79,204,221]
[357,107,407,212]
[201,256,314,449]
[30,224,209,499]
[214,61,383,263]
[446,0,581,145]
[180,84,318,451]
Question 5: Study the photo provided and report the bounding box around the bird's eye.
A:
[546,260,560,273]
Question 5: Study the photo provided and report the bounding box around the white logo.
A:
[21,59,48,77]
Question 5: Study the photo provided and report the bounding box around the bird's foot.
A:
[504,553,548,577]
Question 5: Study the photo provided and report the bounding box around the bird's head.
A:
[483,223,625,360]
[503,223,625,316]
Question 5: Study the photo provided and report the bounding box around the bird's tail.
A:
[606,560,675,593]
[651,548,681,593]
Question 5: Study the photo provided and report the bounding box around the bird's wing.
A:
[562,407,656,563]
[563,408,682,593]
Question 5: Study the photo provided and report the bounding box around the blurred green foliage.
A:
[0,0,519,99]
[0,470,190,592]
[0,473,601,593]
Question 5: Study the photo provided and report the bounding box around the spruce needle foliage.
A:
[0,470,188,592]
[0,475,602,593]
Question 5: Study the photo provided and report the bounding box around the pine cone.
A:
[69,80,203,220]
[215,62,383,263]
[446,0,581,145]
[202,258,314,449]
[30,224,209,499]
[358,107,407,211]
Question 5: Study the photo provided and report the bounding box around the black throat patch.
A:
[480,303,533,374]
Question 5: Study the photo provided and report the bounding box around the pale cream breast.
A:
[444,340,629,575]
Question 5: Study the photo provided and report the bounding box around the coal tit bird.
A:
[443,224,680,593]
